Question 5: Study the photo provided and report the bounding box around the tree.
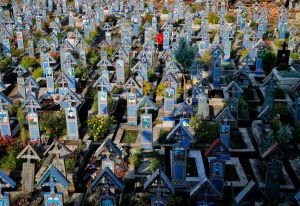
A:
[174,38,197,99]
[87,115,115,141]
[174,38,197,73]
[262,50,276,75]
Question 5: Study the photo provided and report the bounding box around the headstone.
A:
[0,93,13,138]
[163,87,175,128]
[127,92,138,126]
[115,59,125,83]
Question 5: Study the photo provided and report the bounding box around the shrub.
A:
[190,114,220,143]
[39,110,66,138]
[163,9,168,14]
[250,21,256,29]
[21,56,36,68]
[194,18,201,25]
[129,148,143,172]
[32,67,43,79]
[200,50,212,69]
[0,57,11,73]
[225,15,235,23]
[87,115,115,141]
[65,157,75,173]
[149,156,160,173]
[155,82,168,97]
[143,81,153,95]
[275,39,284,47]
[290,52,299,60]
[208,13,219,24]
[0,145,21,171]
[262,50,276,75]
[123,131,137,143]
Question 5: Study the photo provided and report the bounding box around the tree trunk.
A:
[183,73,186,100]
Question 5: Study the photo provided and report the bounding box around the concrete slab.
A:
[289,156,300,181]
[249,159,294,190]
[229,128,255,152]
[187,150,206,182]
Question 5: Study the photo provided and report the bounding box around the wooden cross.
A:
[282,41,288,51]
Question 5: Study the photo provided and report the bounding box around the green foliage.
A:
[111,87,123,94]
[250,21,256,29]
[11,48,23,57]
[275,39,284,47]
[225,15,235,23]
[123,131,137,143]
[147,69,157,82]
[293,127,300,142]
[271,118,282,134]
[290,52,299,60]
[262,50,276,75]
[107,47,114,57]
[241,50,249,58]
[155,82,168,97]
[143,81,153,95]
[177,86,183,97]
[238,96,249,120]
[163,9,169,14]
[20,128,28,145]
[158,130,169,143]
[194,18,201,25]
[190,115,220,143]
[199,50,212,69]
[85,31,97,44]
[274,104,289,117]
[17,107,25,129]
[90,53,100,66]
[0,145,20,171]
[143,14,153,24]
[93,94,98,112]
[32,67,43,79]
[21,56,36,68]
[135,193,151,205]
[174,38,197,73]
[8,101,21,117]
[87,115,115,142]
[129,148,143,172]
[65,157,75,173]
[40,110,66,138]
[208,13,219,24]
[75,65,87,79]
[149,157,160,173]
[0,57,11,73]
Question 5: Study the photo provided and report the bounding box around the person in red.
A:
[156,30,164,52]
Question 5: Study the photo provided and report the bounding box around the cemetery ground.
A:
[0,0,300,206]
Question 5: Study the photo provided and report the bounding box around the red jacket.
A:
[156,33,163,44]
